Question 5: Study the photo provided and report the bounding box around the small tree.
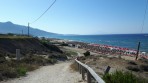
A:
[84,51,90,57]
[7,33,14,36]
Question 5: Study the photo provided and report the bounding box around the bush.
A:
[47,58,57,64]
[140,65,148,72]
[17,63,38,71]
[7,33,14,36]
[21,55,46,65]
[103,70,148,83]
[0,74,3,81]
[59,54,68,60]
[77,56,86,61]
[0,56,6,63]
[25,64,38,71]
[2,68,18,78]
[128,61,137,65]
[42,42,63,53]
[17,67,27,76]
[139,58,148,64]
[83,51,90,57]
[65,51,77,57]
[0,61,28,79]
[0,55,58,81]
[126,66,140,72]
[60,43,68,46]
[0,55,59,81]
[49,54,67,61]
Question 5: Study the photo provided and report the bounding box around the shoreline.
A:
[48,38,148,59]
[46,34,148,53]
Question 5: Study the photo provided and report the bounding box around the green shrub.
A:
[126,66,140,72]
[60,43,68,46]
[24,64,39,71]
[128,61,137,65]
[103,70,148,83]
[41,42,63,53]
[17,63,38,71]
[2,68,18,78]
[7,33,14,36]
[0,55,59,81]
[139,58,148,64]
[0,74,3,81]
[51,59,57,64]
[84,51,90,57]
[59,54,68,60]
[65,51,77,57]
[140,65,148,72]
[0,56,45,81]
[47,58,57,64]
[17,67,27,76]
[0,56,6,63]
[21,55,45,65]
[49,54,67,60]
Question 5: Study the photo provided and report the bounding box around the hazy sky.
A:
[0,0,148,35]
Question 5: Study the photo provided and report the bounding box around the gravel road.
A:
[1,61,84,83]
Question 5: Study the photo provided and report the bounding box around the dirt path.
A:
[63,47,98,55]
[1,61,84,83]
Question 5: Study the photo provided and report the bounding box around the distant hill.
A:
[0,21,59,37]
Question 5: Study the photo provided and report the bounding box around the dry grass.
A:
[103,70,148,83]
[70,62,78,71]
[82,56,148,80]
[0,36,32,39]
[0,55,58,81]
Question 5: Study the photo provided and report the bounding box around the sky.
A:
[0,0,148,35]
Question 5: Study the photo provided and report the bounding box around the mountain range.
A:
[0,21,59,37]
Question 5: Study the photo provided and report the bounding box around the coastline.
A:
[47,34,148,53]
[48,38,148,59]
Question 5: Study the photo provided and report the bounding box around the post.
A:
[135,42,140,60]
[16,49,21,60]
[104,66,111,75]
[82,67,85,80]
[28,23,30,37]
[77,63,79,70]
[79,64,81,74]
[87,70,91,83]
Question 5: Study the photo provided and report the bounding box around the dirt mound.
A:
[0,38,62,56]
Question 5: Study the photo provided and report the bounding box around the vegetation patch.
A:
[0,36,67,81]
[65,51,77,57]
[103,70,148,83]
[139,58,148,64]
[126,66,140,72]
[83,51,90,57]
[47,58,57,64]
[16,67,27,76]
[128,61,137,65]
[0,55,6,63]
[70,62,78,71]
[40,38,63,53]
[140,65,148,72]
[60,43,68,46]
[0,55,59,81]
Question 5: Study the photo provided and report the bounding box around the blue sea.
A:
[48,34,148,53]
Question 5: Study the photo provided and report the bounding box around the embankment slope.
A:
[0,38,62,57]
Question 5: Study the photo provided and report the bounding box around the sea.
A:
[48,34,148,53]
